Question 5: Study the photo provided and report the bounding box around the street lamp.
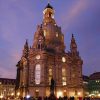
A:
[57,90,63,98]
[0,94,3,99]
[78,92,81,96]
[98,93,100,97]
[17,92,20,96]
[26,94,31,99]
[17,92,20,99]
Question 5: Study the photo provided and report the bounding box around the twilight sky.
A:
[0,0,100,78]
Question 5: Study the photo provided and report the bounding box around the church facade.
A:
[16,3,83,98]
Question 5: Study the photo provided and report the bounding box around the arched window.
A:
[44,30,46,37]
[35,64,41,84]
[62,68,66,76]
[62,68,66,86]
[49,69,52,76]
[49,68,52,84]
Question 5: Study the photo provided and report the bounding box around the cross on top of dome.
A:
[45,3,53,10]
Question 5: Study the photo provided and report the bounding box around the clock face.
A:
[36,55,40,59]
[62,57,66,62]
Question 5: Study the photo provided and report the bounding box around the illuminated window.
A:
[62,77,66,81]
[63,82,66,86]
[62,57,66,62]
[49,77,52,84]
[52,14,54,18]
[62,68,66,76]
[48,68,52,84]
[44,30,46,36]
[49,69,52,76]
[35,64,41,84]
[62,76,66,86]
[35,89,39,97]
[56,32,58,37]
[62,68,66,86]
[96,80,98,83]
[36,55,40,60]
[57,91,63,98]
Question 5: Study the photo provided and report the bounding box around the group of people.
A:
[24,96,73,100]
[23,96,98,100]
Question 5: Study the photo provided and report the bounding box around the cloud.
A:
[0,62,16,78]
[61,0,88,30]
[67,1,87,20]
[0,48,21,78]
[0,0,35,43]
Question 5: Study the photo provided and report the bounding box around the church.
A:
[16,3,83,98]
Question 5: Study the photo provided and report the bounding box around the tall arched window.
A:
[35,64,41,84]
[62,68,66,86]
[49,68,52,84]
[49,69,52,76]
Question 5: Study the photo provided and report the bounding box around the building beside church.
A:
[88,72,100,97]
[16,3,83,98]
[83,75,89,96]
[0,78,15,99]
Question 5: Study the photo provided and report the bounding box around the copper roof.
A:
[0,78,16,85]
[89,72,100,80]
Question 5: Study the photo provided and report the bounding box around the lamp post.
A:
[11,93,14,99]
[17,92,20,99]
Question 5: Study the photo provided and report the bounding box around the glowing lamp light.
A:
[26,95,31,99]
[98,94,100,97]
[89,94,94,97]
[78,92,81,96]
[89,94,91,97]
[57,91,63,98]
[63,82,66,86]
[0,95,3,99]
[17,92,20,96]
[62,57,66,62]
[36,55,40,59]
[11,93,14,96]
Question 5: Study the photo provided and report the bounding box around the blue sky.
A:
[0,0,100,78]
